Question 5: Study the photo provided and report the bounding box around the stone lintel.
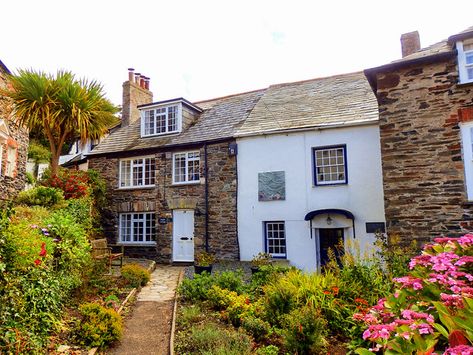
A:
[166,198,198,210]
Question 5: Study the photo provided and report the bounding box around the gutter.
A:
[234,119,379,139]
[86,137,233,159]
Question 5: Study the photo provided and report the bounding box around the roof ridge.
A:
[268,71,364,89]
[194,88,267,104]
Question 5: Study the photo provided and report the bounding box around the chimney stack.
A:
[401,31,421,58]
[122,68,153,127]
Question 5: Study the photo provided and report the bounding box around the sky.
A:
[1,1,472,107]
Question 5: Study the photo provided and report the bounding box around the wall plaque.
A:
[258,171,286,201]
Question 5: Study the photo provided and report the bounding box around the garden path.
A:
[109,265,183,355]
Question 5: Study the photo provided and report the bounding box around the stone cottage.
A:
[0,59,28,202]
[364,27,473,243]
[90,69,386,266]
[88,69,262,262]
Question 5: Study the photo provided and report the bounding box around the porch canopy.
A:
[304,208,356,238]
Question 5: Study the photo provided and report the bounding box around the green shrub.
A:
[255,345,279,355]
[28,140,51,163]
[76,302,122,347]
[63,197,93,232]
[16,186,65,208]
[178,304,203,328]
[282,305,328,354]
[26,171,36,185]
[175,322,252,355]
[120,263,150,287]
[241,315,272,342]
[213,270,246,294]
[178,273,215,301]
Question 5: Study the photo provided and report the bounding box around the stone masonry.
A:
[0,65,28,202]
[371,58,473,243]
[88,140,239,262]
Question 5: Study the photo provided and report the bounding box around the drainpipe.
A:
[204,143,209,252]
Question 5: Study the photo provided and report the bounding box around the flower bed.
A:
[355,235,473,354]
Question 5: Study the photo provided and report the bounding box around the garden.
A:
[0,169,150,354]
[175,235,473,354]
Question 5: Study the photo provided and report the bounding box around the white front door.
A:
[172,210,195,262]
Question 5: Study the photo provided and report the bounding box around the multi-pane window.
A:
[460,122,473,200]
[313,145,347,185]
[119,212,156,244]
[142,105,180,136]
[119,157,155,188]
[173,151,200,184]
[264,221,286,258]
[5,146,16,177]
[457,40,473,84]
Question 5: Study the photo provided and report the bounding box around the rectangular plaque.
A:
[258,171,286,201]
[366,222,386,233]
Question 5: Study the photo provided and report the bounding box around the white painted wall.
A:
[237,124,385,272]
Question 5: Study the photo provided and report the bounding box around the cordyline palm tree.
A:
[2,69,119,175]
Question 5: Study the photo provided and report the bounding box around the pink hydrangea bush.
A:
[354,235,473,354]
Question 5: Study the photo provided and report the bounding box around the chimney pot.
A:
[144,77,150,90]
[401,31,421,58]
[140,75,145,89]
[134,73,141,85]
[128,68,135,82]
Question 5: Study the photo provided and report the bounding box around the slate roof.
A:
[0,59,11,75]
[236,72,378,137]
[89,71,378,156]
[89,89,265,155]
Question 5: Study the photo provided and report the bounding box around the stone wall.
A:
[88,140,239,262]
[373,58,473,243]
[0,69,28,202]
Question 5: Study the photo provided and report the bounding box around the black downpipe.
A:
[204,144,209,252]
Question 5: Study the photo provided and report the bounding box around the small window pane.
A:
[313,146,347,185]
[265,221,286,258]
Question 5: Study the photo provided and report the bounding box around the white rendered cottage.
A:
[235,72,386,272]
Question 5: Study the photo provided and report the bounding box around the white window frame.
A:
[172,151,201,185]
[264,221,286,258]
[313,145,348,185]
[461,121,473,200]
[119,212,156,245]
[5,146,16,178]
[140,102,182,137]
[118,156,156,189]
[0,144,3,176]
[457,40,473,84]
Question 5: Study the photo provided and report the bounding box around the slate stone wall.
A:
[88,140,239,262]
[373,58,473,243]
[0,70,28,202]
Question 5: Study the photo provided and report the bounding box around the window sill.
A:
[171,180,201,187]
[141,130,181,138]
[313,182,348,187]
[116,185,156,191]
[457,81,473,88]
[117,242,156,246]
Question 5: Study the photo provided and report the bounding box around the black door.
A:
[318,228,344,267]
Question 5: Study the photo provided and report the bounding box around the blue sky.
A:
[1,0,472,106]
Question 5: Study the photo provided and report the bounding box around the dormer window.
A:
[141,103,181,137]
[139,98,202,138]
[457,39,473,84]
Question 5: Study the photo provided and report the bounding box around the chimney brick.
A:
[401,31,421,58]
[122,70,153,127]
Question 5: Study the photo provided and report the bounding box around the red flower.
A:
[39,242,47,257]
[323,290,331,295]
[34,259,41,266]
[449,330,469,347]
